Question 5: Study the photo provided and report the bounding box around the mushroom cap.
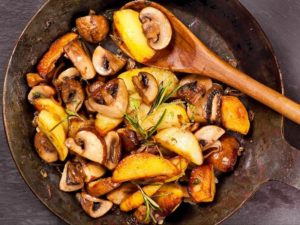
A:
[28,85,56,104]
[59,161,84,192]
[61,78,85,112]
[104,131,121,170]
[34,132,58,163]
[54,67,80,87]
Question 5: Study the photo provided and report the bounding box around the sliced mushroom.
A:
[28,85,56,104]
[61,78,84,112]
[92,46,126,76]
[76,192,113,218]
[206,84,223,124]
[59,161,84,192]
[76,11,109,43]
[26,73,45,87]
[54,67,80,88]
[139,7,172,50]
[194,125,225,146]
[180,75,213,92]
[132,72,158,105]
[34,132,58,163]
[177,81,205,104]
[68,117,94,138]
[117,128,139,152]
[87,78,128,118]
[104,131,121,170]
[81,162,106,183]
[64,39,96,80]
[65,130,106,164]
[87,177,121,197]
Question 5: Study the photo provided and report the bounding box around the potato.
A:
[120,183,162,212]
[36,110,68,161]
[26,73,45,87]
[127,92,142,113]
[221,96,250,135]
[106,183,138,205]
[207,135,240,172]
[33,98,68,131]
[112,153,179,183]
[153,183,183,216]
[141,103,189,131]
[188,165,215,203]
[155,127,203,165]
[95,113,123,136]
[68,117,94,138]
[166,156,189,182]
[113,9,156,63]
[87,177,121,197]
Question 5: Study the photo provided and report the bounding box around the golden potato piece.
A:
[95,113,123,136]
[120,183,162,212]
[166,156,189,182]
[36,110,68,161]
[67,117,94,138]
[112,153,179,183]
[37,32,78,78]
[87,177,120,197]
[221,96,250,135]
[26,73,45,87]
[113,9,156,63]
[188,165,216,203]
[155,127,203,165]
[106,183,138,205]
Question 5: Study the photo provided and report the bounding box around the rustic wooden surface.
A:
[1,0,300,224]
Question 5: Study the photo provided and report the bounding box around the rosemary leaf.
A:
[146,109,167,139]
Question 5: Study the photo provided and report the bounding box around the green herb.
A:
[50,109,83,132]
[146,109,166,139]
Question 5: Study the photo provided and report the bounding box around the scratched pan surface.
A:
[3,0,300,224]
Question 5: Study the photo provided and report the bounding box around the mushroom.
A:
[104,131,121,170]
[177,81,205,104]
[194,125,225,146]
[205,84,223,124]
[34,132,58,163]
[59,161,84,192]
[87,78,128,118]
[26,73,45,87]
[132,72,158,105]
[54,67,80,88]
[64,39,96,80]
[81,162,106,183]
[92,46,126,76]
[139,7,172,50]
[117,128,139,152]
[65,130,106,164]
[76,11,109,44]
[180,75,213,92]
[68,117,94,138]
[76,192,113,218]
[61,78,85,112]
[28,85,56,104]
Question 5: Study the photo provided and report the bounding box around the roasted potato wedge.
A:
[106,183,138,205]
[155,127,203,165]
[221,96,250,135]
[166,156,189,182]
[95,113,123,136]
[87,177,121,197]
[120,183,162,212]
[36,110,68,161]
[188,165,216,203]
[112,153,179,183]
[26,73,45,87]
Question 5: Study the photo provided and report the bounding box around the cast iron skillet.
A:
[3,0,300,224]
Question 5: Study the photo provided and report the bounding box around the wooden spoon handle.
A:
[198,55,300,124]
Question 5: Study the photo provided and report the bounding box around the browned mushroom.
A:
[68,117,94,138]
[117,128,139,152]
[194,125,225,146]
[177,81,205,104]
[65,130,106,164]
[59,161,84,192]
[26,73,45,87]
[92,46,126,76]
[28,85,56,104]
[139,7,172,50]
[132,72,158,105]
[64,39,96,80]
[104,131,121,170]
[34,132,58,163]
[61,78,85,112]
[87,78,128,118]
[87,177,121,197]
[76,11,109,43]
[76,192,113,218]
[54,67,80,88]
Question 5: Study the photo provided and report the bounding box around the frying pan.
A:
[3,0,300,224]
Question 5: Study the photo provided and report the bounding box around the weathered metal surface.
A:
[3,0,299,224]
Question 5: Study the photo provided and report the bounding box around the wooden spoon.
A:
[116,0,300,125]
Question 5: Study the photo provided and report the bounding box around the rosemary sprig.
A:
[50,109,83,132]
[146,109,166,139]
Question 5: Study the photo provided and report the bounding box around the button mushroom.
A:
[65,130,106,164]
[76,11,109,44]
[104,131,121,170]
[54,67,80,88]
[64,39,96,80]
[117,128,139,152]
[139,7,172,50]
[76,192,113,218]
[132,72,158,105]
[34,132,58,163]
[28,85,56,104]
[194,125,225,147]
[59,161,84,192]
[92,46,126,76]
[61,78,85,112]
[87,78,128,118]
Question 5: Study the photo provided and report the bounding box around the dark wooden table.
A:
[1,0,300,224]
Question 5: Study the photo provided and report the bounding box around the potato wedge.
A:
[112,153,179,183]
[107,183,138,205]
[166,156,189,182]
[120,183,162,212]
[87,177,121,197]
[95,113,123,136]
[26,73,45,87]
[36,110,68,161]
[153,183,183,216]
[221,96,250,135]
[155,127,203,165]
[113,9,156,63]
[37,32,78,78]
[188,165,215,203]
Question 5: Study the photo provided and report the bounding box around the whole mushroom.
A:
[34,132,58,163]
